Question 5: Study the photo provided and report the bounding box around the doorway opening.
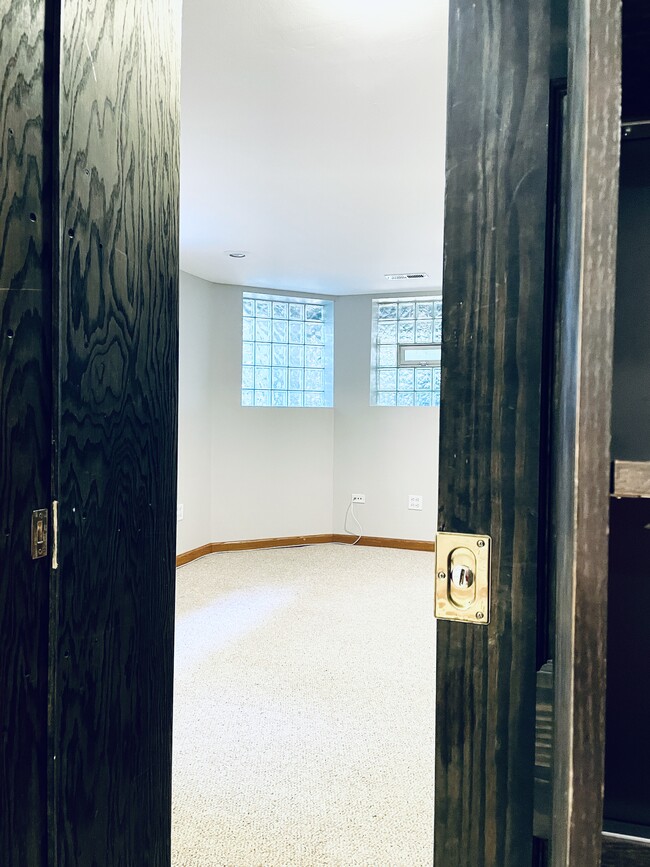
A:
[172,0,447,863]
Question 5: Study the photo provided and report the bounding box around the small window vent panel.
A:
[384,272,429,281]
[398,344,441,367]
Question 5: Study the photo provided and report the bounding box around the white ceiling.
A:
[180,0,448,296]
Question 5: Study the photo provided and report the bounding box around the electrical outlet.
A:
[408,495,423,511]
[352,494,366,504]
[177,504,184,521]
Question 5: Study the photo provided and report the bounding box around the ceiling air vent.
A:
[384,272,429,281]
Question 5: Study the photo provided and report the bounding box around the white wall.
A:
[177,274,439,553]
[177,272,214,553]
[332,294,439,541]
[207,283,334,541]
[177,272,334,551]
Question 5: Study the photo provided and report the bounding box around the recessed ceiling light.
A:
[227,251,247,258]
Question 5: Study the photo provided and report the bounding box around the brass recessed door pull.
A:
[435,532,491,624]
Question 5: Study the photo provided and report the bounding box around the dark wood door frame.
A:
[1,2,181,865]
[434,2,551,864]
[435,1,627,865]
[550,0,621,863]
[49,2,181,864]
[0,4,53,864]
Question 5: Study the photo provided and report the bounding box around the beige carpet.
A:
[172,543,435,867]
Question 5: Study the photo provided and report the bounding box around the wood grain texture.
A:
[612,461,650,498]
[52,1,181,864]
[176,535,436,566]
[551,0,621,864]
[434,1,550,864]
[602,835,650,867]
[0,2,51,864]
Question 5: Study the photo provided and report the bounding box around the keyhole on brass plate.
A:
[450,564,474,589]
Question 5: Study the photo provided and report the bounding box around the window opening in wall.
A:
[242,292,334,407]
[371,297,442,406]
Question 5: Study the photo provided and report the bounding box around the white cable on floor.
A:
[343,498,363,545]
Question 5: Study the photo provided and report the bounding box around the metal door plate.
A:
[31,509,48,559]
[435,532,491,624]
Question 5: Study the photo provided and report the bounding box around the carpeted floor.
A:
[172,543,435,867]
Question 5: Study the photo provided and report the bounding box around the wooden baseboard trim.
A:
[331,534,435,552]
[176,534,435,566]
[210,534,334,555]
[176,543,213,567]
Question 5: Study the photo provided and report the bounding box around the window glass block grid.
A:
[242,293,334,407]
[371,297,442,407]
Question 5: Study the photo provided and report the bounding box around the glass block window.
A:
[242,292,333,407]
[371,297,442,407]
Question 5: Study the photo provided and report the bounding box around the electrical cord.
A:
[343,498,363,545]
